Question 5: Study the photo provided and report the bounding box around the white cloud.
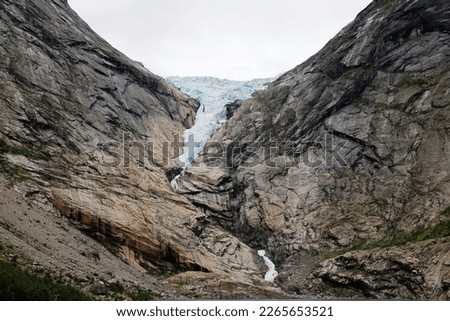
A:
[68,0,372,80]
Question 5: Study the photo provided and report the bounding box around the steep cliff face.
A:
[0,0,200,270]
[177,0,450,299]
[1,0,449,300]
[0,0,274,296]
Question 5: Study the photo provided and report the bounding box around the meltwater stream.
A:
[257,250,278,282]
[168,76,272,170]
[169,77,278,282]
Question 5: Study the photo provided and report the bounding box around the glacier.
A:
[167,76,273,168]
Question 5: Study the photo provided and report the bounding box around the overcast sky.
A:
[68,0,372,80]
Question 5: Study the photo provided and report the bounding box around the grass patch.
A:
[442,207,450,217]
[40,93,57,111]
[0,159,29,183]
[102,273,162,300]
[106,281,161,301]
[340,65,377,81]
[9,166,29,183]
[0,260,91,300]
[321,241,367,261]
[322,219,450,260]
[376,220,450,248]
[128,288,159,301]
[405,79,429,88]
[106,282,125,294]
[388,103,404,111]
[399,78,430,90]
[0,140,37,160]
[0,139,50,161]
[146,269,176,279]
[321,250,345,261]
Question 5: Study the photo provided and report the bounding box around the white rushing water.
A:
[167,76,273,168]
[257,250,278,282]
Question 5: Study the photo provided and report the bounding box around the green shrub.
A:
[0,139,50,161]
[128,288,158,301]
[322,219,450,260]
[106,282,125,294]
[0,160,29,182]
[377,220,450,248]
[0,140,36,159]
[0,260,90,301]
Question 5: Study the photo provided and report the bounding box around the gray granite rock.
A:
[177,0,450,299]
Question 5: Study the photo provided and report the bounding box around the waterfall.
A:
[170,174,182,192]
[257,250,278,282]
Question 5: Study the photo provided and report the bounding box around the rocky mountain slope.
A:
[1,0,449,300]
[176,0,450,299]
[0,0,284,298]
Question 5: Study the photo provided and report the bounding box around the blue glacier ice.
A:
[167,76,273,168]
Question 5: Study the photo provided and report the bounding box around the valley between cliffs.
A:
[0,0,449,300]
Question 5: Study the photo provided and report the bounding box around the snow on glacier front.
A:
[167,76,272,168]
